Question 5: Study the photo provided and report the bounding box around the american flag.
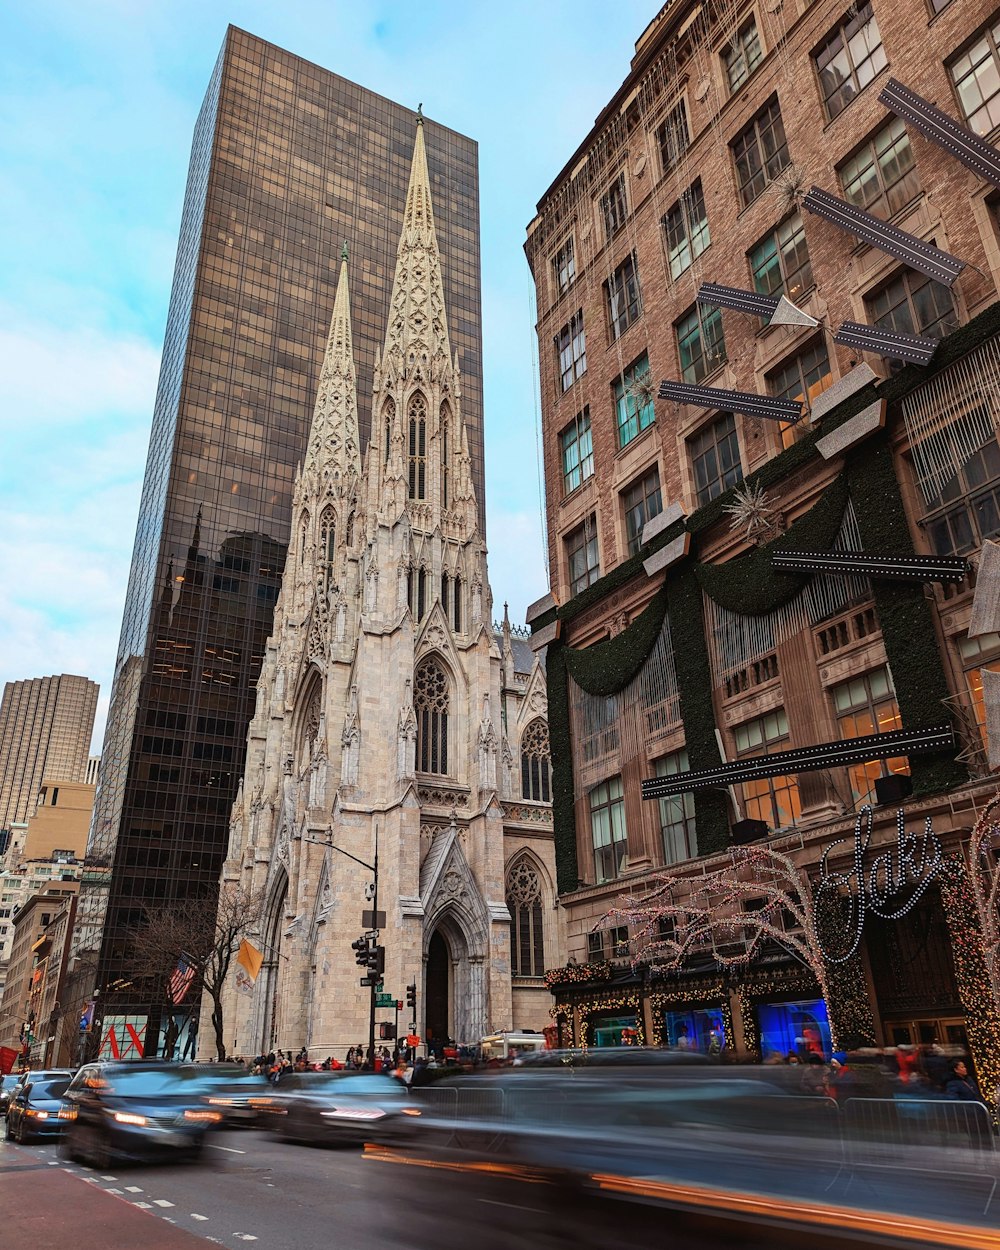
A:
[167,954,196,1005]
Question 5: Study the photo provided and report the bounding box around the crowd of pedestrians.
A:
[763,1042,984,1104]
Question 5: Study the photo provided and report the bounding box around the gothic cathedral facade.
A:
[219,119,558,1059]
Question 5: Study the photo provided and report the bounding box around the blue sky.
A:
[0,0,655,746]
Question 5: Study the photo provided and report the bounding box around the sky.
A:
[0,0,656,749]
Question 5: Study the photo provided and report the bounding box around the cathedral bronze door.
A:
[426,930,450,1054]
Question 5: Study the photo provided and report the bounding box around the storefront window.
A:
[664,1008,726,1054]
[757,998,831,1061]
[590,1013,638,1047]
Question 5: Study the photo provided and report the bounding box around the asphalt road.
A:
[0,1124,417,1250]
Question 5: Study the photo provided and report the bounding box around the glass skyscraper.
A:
[73,27,483,1034]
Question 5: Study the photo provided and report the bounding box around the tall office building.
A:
[0,676,98,836]
[74,26,484,1025]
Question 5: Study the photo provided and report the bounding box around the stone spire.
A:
[302,244,361,493]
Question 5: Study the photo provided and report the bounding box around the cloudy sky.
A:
[0,0,654,747]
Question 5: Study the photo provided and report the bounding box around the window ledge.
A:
[559,474,597,510]
[613,420,657,461]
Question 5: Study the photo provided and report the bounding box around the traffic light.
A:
[367,945,385,979]
[379,1022,396,1041]
[406,982,417,1009]
[352,936,371,967]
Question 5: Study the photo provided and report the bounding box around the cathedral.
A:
[219,117,558,1060]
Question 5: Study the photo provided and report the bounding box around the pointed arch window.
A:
[414,657,449,774]
[299,511,310,565]
[320,507,336,563]
[441,403,451,509]
[408,394,427,500]
[520,718,551,802]
[453,576,463,632]
[506,856,545,977]
[383,399,395,466]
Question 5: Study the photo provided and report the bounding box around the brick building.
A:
[524,0,1000,1076]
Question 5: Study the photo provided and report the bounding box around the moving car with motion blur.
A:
[59,1061,222,1165]
[5,1073,72,1143]
[185,1062,269,1127]
[253,1072,421,1146]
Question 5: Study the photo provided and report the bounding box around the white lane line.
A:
[233,1236,258,1242]
[101,1174,117,1180]
[125,1184,143,1192]
[48,1161,60,1166]
[207,1143,246,1154]
[134,1202,153,1209]
[107,1188,123,1195]
[153,1199,175,1208]
[191,1213,209,1221]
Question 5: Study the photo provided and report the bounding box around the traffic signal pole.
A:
[367,840,378,1068]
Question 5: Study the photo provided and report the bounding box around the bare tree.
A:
[129,887,263,1060]
[605,843,835,1036]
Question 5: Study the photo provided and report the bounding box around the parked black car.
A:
[5,1074,72,1143]
[60,1061,222,1165]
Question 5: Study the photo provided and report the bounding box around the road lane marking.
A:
[125,1185,143,1192]
[233,1235,258,1242]
[107,1188,123,1195]
[48,1161,59,1166]
[101,1174,117,1180]
[154,1199,175,1207]
[478,1199,547,1214]
[191,1214,209,1221]
[134,1202,152,1209]
[207,1143,246,1154]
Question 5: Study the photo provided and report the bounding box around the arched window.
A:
[506,856,545,977]
[383,399,395,466]
[408,394,427,500]
[414,657,449,773]
[520,718,551,802]
[441,403,451,509]
[453,576,462,632]
[320,507,336,563]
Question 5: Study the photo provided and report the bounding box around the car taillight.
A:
[183,1109,222,1123]
[113,1112,147,1126]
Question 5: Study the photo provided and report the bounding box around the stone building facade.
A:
[219,120,557,1060]
[524,0,1000,1080]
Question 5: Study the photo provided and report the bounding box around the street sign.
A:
[375,993,394,1008]
[362,910,386,930]
[396,1000,403,1010]
[375,982,384,993]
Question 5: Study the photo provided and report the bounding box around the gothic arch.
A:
[319,506,336,563]
[505,851,548,978]
[414,653,451,775]
[408,392,427,500]
[519,717,551,803]
[293,668,324,770]
[382,398,396,465]
[298,509,310,564]
[255,864,288,1051]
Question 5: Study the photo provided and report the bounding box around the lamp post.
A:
[303,824,379,1067]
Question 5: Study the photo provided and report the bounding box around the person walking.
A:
[944,1059,982,1102]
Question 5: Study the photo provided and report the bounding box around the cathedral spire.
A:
[381,116,453,376]
[302,246,361,489]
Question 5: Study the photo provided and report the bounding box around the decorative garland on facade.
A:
[570,991,646,1047]
[938,853,1000,1121]
[694,475,849,615]
[845,435,966,797]
[562,581,669,696]
[538,307,999,899]
[545,961,613,989]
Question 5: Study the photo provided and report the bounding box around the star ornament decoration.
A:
[723,482,781,545]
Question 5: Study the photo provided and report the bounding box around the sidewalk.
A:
[0,1154,208,1250]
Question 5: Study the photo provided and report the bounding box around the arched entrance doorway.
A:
[425,930,450,1054]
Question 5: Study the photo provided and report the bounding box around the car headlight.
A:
[320,1107,386,1121]
[400,1108,421,1117]
[113,1112,147,1126]
[25,1109,49,1119]
[57,1107,77,1121]
[208,1097,235,1106]
[184,1109,222,1123]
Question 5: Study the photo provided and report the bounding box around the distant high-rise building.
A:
[0,676,98,835]
[74,26,484,1023]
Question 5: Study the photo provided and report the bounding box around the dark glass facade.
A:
[75,27,483,1027]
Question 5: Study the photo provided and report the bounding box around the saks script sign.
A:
[814,805,943,964]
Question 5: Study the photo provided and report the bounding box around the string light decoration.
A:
[964,793,1000,1003]
[723,482,782,545]
[549,991,645,1048]
[647,979,734,1051]
[545,961,613,989]
[600,843,840,1044]
[814,806,944,965]
[938,850,1000,1125]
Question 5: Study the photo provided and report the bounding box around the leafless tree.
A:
[605,843,833,1027]
[129,887,263,1060]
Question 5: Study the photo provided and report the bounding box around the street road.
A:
[0,1126,414,1250]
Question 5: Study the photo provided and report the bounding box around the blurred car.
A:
[0,1074,20,1117]
[5,1073,72,1143]
[255,1072,421,1146]
[516,1047,712,1069]
[183,1063,269,1127]
[59,1061,222,1166]
[14,1067,75,1090]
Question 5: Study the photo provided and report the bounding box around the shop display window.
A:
[590,1013,638,1047]
[664,1008,726,1054]
[757,997,831,1061]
